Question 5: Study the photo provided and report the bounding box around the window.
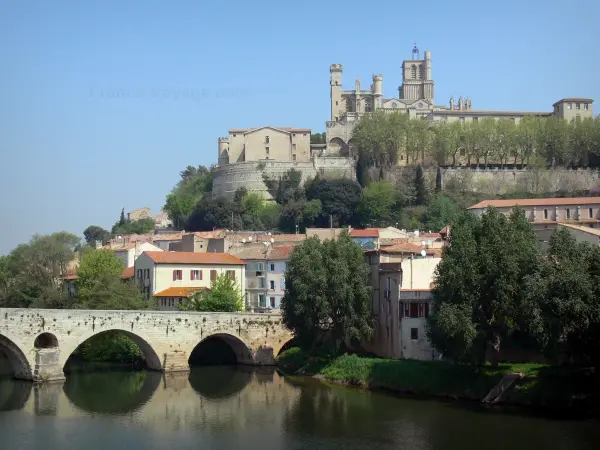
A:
[386,277,391,290]
[269,263,276,272]
[292,143,296,150]
[335,101,338,106]
[270,296,276,308]
[210,270,217,281]
[589,208,593,219]
[144,269,150,279]
[544,208,549,220]
[282,263,286,272]
[399,302,404,319]
[258,294,266,308]
[459,148,466,156]
[172,270,182,281]
[265,136,270,143]
[292,154,297,161]
[568,103,572,110]
[137,269,142,279]
[256,262,264,272]
[258,277,265,289]
[404,302,410,317]
[410,303,419,317]
[566,208,571,219]
[266,147,270,154]
[281,278,285,290]
[585,103,589,110]
[410,64,417,80]
[410,328,419,340]
[190,270,202,280]
[576,103,581,110]
[303,133,306,136]
[269,280,275,290]
[226,270,235,280]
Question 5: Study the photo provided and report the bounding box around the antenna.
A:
[420,249,427,257]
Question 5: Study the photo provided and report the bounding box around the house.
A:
[231,245,293,312]
[349,228,379,250]
[362,244,441,361]
[133,251,245,310]
[60,266,135,298]
[105,241,163,268]
[558,223,600,246]
[468,197,600,249]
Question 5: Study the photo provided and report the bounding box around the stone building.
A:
[326,44,594,157]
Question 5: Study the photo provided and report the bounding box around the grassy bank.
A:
[277,348,599,413]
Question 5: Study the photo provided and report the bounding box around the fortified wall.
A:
[211,157,355,200]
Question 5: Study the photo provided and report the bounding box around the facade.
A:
[363,244,441,361]
[106,241,163,268]
[468,197,600,248]
[218,126,312,166]
[232,246,292,312]
[128,207,172,229]
[349,228,379,250]
[326,45,594,157]
[133,251,245,310]
[558,223,600,246]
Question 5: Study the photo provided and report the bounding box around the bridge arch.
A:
[189,333,254,366]
[0,333,33,380]
[34,332,59,349]
[61,329,162,373]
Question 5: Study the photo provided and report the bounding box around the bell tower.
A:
[399,44,434,104]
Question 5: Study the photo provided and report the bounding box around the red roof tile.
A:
[268,246,294,260]
[469,197,600,210]
[350,228,380,237]
[154,287,207,297]
[143,251,244,265]
[121,266,134,279]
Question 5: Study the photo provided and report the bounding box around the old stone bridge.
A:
[0,308,293,382]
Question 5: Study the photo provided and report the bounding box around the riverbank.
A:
[277,348,600,416]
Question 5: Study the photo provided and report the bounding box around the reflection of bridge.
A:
[0,309,293,382]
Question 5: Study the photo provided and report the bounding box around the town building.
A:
[133,251,245,310]
[104,241,163,268]
[326,44,594,157]
[362,243,441,361]
[468,197,600,248]
[349,228,380,250]
[231,245,293,312]
[557,223,600,246]
[128,207,173,229]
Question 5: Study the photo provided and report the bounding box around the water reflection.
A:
[0,367,599,450]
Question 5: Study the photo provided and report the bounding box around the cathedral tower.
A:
[399,45,435,104]
[330,64,343,121]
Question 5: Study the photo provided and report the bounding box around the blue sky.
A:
[0,0,598,254]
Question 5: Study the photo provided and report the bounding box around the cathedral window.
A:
[265,136,270,143]
[417,65,422,79]
[411,65,417,80]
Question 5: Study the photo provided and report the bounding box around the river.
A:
[1,365,599,450]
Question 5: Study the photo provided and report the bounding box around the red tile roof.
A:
[469,197,600,210]
[381,243,441,256]
[350,228,380,237]
[121,266,134,279]
[154,287,207,297]
[142,251,244,265]
[268,246,294,260]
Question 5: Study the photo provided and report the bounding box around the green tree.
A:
[281,231,373,354]
[163,165,214,229]
[357,180,396,225]
[75,249,148,310]
[83,226,111,246]
[180,273,243,312]
[428,207,540,366]
[310,132,326,144]
[306,178,362,227]
[424,195,462,231]
[414,165,428,206]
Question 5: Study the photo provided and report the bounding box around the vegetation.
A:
[179,273,244,312]
[352,111,600,170]
[281,231,373,354]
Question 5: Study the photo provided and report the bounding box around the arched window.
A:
[543,209,549,220]
[411,65,417,80]
[417,65,422,79]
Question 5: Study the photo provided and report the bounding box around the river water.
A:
[1,366,599,450]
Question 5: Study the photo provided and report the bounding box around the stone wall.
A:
[379,166,600,196]
[211,157,355,200]
[0,309,293,382]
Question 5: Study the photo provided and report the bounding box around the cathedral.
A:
[325,44,593,157]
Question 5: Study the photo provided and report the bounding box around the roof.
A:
[431,110,552,117]
[440,226,448,234]
[229,245,294,261]
[558,223,600,238]
[229,126,311,134]
[142,251,244,265]
[152,233,184,242]
[381,243,441,256]
[121,266,134,279]
[468,197,600,210]
[268,246,294,260]
[552,98,594,106]
[350,228,380,238]
[153,287,207,297]
[61,273,78,280]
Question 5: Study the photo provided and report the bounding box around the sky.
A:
[0,0,598,254]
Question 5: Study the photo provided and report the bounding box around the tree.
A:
[163,165,214,229]
[428,207,540,366]
[180,273,243,312]
[75,249,148,310]
[424,195,462,231]
[310,132,327,144]
[112,218,155,236]
[281,231,373,353]
[357,180,396,226]
[306,178,362,227]
[414,165,428,206]
[187,197,237,231]
[119,208,126,226]
[83,225,110,246]
[524,228,600,365]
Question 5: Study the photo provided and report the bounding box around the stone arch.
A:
[190,333,254,365]
[61,329,162,372]
[34,332,58,349]
[0,333,33,381]
[328,137,347,156]
[274,338,297,357]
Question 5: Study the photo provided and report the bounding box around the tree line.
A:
[352,112,600,178]
[429,207,600,367]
